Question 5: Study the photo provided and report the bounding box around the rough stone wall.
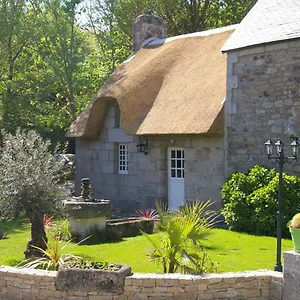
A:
[75,103,224,213]
[0,266,283,300]
[225,39,300,177]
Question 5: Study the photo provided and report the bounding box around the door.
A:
[168,147,184,210]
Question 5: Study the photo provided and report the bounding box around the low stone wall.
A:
[0,266,282,300]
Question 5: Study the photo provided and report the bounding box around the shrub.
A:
[221,165,300,238]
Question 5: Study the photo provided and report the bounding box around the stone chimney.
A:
[133,15,167,52]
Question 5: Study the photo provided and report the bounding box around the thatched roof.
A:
[67,25,235,138]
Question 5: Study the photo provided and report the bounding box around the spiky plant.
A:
[142,200,218,274]
[19,237,82,271]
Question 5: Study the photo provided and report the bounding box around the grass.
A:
[0,220,293,273]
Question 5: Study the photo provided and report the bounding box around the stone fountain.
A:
[64,178,111,243]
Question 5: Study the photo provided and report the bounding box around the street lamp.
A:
[264,136,299,272]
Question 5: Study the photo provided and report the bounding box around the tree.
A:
[0,0,37,132]
[31,0,89,121]
[0,129,64,258]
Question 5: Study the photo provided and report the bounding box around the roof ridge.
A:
[143,24,237,48]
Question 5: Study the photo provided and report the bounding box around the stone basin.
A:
[64,200,111,243]
[56,264,131,294]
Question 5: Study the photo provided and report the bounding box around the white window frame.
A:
[169,148,184,180]
[118,143,128,174]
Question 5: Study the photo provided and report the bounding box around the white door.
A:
[168,148,184,210]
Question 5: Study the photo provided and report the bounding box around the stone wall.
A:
[0,266,283,300]
[283,251,300,300]
[225,39,300,177]
[76,102,224,212]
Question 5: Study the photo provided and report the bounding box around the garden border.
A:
[0,266,282,300]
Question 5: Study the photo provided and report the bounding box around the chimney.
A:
[133,15,167,52]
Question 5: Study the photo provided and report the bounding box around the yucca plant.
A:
[19,237,82,271]
[143,200,218,274]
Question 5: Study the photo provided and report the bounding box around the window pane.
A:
[171,169,176,177]
[177,170,182,177]
[177,150,181,158]
[171,160,175,168]
[171,150,175,158]
[177,160,181,168]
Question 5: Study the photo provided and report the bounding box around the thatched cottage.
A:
[68,0,300,212]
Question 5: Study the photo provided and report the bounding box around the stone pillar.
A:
[283,250,300,299]
[133,15,167,52]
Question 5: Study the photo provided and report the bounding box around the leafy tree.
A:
[0,129,64,258]
[31,0,90,121]
[0,0,38,132]
[143,201,218,274]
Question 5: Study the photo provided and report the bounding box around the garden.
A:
[0,129,297,277]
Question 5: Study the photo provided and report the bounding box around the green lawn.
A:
[0,221,293,273]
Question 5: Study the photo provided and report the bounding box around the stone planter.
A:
[55,264,131,294]
[64,200,111,243]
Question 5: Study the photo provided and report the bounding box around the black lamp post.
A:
[264,136,299,272]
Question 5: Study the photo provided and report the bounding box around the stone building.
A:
[68,0,300,213]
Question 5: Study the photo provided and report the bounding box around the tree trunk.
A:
[24,214,48,259]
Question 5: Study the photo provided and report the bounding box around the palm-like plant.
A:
[143,201,218,274]
[19,237,81,271]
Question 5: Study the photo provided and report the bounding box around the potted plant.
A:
[288,213,300,253]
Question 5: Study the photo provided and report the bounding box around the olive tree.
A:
[0,129,64,258]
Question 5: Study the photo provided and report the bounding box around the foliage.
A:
[142,201,218,274]
[46,219,72,241]
[289,213,300,228]
[135,209,159,220]
[221,165,300,238]
[65,259,119,271]
[0,129,65,257]
[19,237,81,271]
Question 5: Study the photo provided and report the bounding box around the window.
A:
[170,149,184,178]
[118,144,128,174]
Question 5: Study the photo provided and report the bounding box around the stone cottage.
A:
[68,0,300,213]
